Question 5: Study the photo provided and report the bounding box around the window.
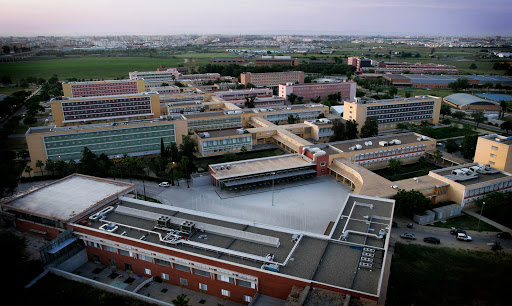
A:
[243,295,252,302]
[103,245,117,253]
[218,275,234,284]
[222,289,230,297]
[194,269,210,277]
[199,283,208,291]
[489,161,495,165]
[320,162,326,166]
[490,154,497,158]
[491,146,498,151]
[238,280,254,288]
[144,268,151,275]
[140,255,153,263]
[180,278,188,286]
[162,273,169,280]
[156,259,171,267]
[174,264,190,273]
[88,241,100,248]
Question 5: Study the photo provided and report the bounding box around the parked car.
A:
[450,228,466,235]
[400,233,416,240]
[423,237,441,244]
[406,223,414,229]
[392,221,398,228]
[456,233,472,241]
[497,232,512,239]
[158,182,170,187]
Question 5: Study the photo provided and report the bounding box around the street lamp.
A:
[271,172,276,207]
[477,201,485,232]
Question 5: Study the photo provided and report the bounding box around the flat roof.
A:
[431,163,511,186]
[77,194,393,296]
[479,134,512,146]
[63,79,136,84]
[197,129,249,138]
[210,154,313,180]
[476,93,512,102]
[346,95,438,105]
[444,93,499,107]
[1,174,134,222]
[387,74,512,85]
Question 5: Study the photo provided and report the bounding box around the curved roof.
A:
[444,93,500,107]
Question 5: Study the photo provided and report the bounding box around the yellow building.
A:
[62,79,146,98]
[195,129,252,157]
[51,92,161,127]
[473,134,512,173]
[343,96,441,131]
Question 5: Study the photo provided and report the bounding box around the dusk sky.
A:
[1,0,511,36]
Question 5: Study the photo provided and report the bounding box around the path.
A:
[464,209,512,233]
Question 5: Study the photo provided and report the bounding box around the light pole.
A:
[477,201,485,232]
[271,172,276,207]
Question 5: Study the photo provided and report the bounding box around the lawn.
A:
[481,204,512,229]
[0,56,187,81]
[416,125,478,139]
[5,137,28,152]
[193,148,285,172]
[431,212,500,232]
[372,161,440,181]
[387,243,512,305]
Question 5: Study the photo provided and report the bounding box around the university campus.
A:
[1,1,512,305]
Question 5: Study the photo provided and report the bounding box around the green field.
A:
[431,212,500,232]
[416,125,479,139]
[387,243,512,305]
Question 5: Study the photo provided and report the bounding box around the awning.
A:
[47,237,78,255]
[221,169,317,187]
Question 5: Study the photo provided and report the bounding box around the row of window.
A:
[466,180,512,198]
[63,97,150,107]
[63,102,150,111]
[356,153,422,168]
[63,106,151,115]
[45,125,174,142]
[46,137,171,154]
[367,101,434,111]
[47,144,161,160]
[379,114,433,124]
[354,145,426,160]
[367,106,434,116]
[202,136,251,148]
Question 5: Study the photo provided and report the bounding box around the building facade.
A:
[240,71,304,88]
[213,88,273,101]
[474,135,512,173]
[278,81,356,103]
[62,79,146,98]
[255,56,298,66]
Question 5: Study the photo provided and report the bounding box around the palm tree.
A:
[45,159,55,176]
[172,294,190,306]
[432,149,443,164]
[24,165,33,177]
[35,160,44,176]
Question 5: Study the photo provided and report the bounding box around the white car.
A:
[159,182,170,187]
[456,233,472,241]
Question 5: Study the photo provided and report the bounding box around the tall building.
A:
[129,68,179,82]
[213,88,273,101]
[279,81,356,102]
[240,71,304,88]
[62,79,146,98]
[474,134,512,172]
[343,96,441,130]
[347,57,372,69]
[255,56,298,66]
[50,92,161,127]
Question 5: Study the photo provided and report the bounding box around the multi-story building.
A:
[196,129,252,157]
[240,71,304,88]
[50,93,161,127]
[210,57,244,63]
[278,81,356,103]
[347,57,372,69]
[361,61,459,74]
[62,79,146,98]
[255,56,298,66]
[177,73,221,81]
[474,134,512,172]
[147,85,180,95]
[181,111,246,132]
[213,88,273,101]
[303,119,334,143]
[384,74,512,89]
[258,104,328,124]
[166,101,204,114]
[129,68,178,82]
[25,119,188,168]
[343,96,441,131]
[228,96,286,109]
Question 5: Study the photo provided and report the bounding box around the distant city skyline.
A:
[1,0,511,36]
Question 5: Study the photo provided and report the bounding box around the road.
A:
[449,116,505,134]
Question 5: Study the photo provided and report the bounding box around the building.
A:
[343,96,441,131]
[255,56,298,66]
[359,61,459,74]
[210,57,244,63]
[278,81,356,103]
[474,134,512,172]
[177,73,221,81]
[347,57,372,69]
[25,119,188,168]
[443,93,502,112]
[384,74,512,89]
[228,96,286,109]
[240,71,304,88]
[50,93,161,127]
[129,68,179,82]
[303,119,334,143]
[62,79,146,98]
[213,88,273,101]
[167,100,205,114]
[196,129,252,157]
[148,85,180,95]
[307,58,336,65]
[0,174,134,239]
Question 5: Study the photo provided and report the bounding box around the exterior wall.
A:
[474,137,512,172]
[213,88,273,101]
[196,133,253,157]
[15,219,62,239]
[443,99,502,111]
[278,82,356,103]
[62,80,146,98]
[240,72,304,87]
[255,57,298,66]
[315,155,330,176]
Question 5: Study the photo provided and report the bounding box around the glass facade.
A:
[366,101,435,124]
[43,124,175,160]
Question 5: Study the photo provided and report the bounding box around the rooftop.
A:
[346,95,439,105]
[51,92,157,102]
[209,154,313,180]
[480,134,512,146]
[196,128,250,139]
[387,74,512,85]
[476,93,512,102]
[63,79,136,84]
[431,163,511,186]
[444,93,500,107]
[1,174,134,222]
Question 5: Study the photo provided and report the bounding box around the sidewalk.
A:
[464,210,512,233]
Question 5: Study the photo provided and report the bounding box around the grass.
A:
[193,148,285,172]
[416,125,478,139]
[481,204,512,229]
[0,85,37,95]
[5,137,28,151]
[431,212,500,232]
[372,161,440,181]
[136,194,162,204]
[387,243,512,305]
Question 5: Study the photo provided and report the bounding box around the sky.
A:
[0,0,511,36]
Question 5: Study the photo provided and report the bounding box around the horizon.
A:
[1,0,511,37]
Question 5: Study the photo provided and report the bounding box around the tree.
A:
[2,45,10,54]
[329,119,346,142]
[471,110,486,127]
[240,146,247,155]
[287,114,297,124]
[160,137,166,160]
[23,115,37,126]
[35,160,44,176]
[180,135,196,159]
[389,158,402,173]
[499,101,508,118]
[469,63,477,69]
[24,165,33,177]
[388,86,398,97]
[397,123,409,131]
[297,96,304,104]
[432,149,443,164]
[246,83,256,89]
[393,189,431,218]
[452,111,466,121]
[445,139,459,153]
[440,104,452,118]
[491,241,503,253]
[360,116,378,138]
[345,120,359,140]
[501,120,512,133]
[244,95,256,108]
[448,78,470,91]
[405,91,411,98]
[172,294,190,306]
[45,159,55,176]
[287,93,298,104]
[461,135,478,159]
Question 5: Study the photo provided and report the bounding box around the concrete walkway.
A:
[464,210,512,232]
